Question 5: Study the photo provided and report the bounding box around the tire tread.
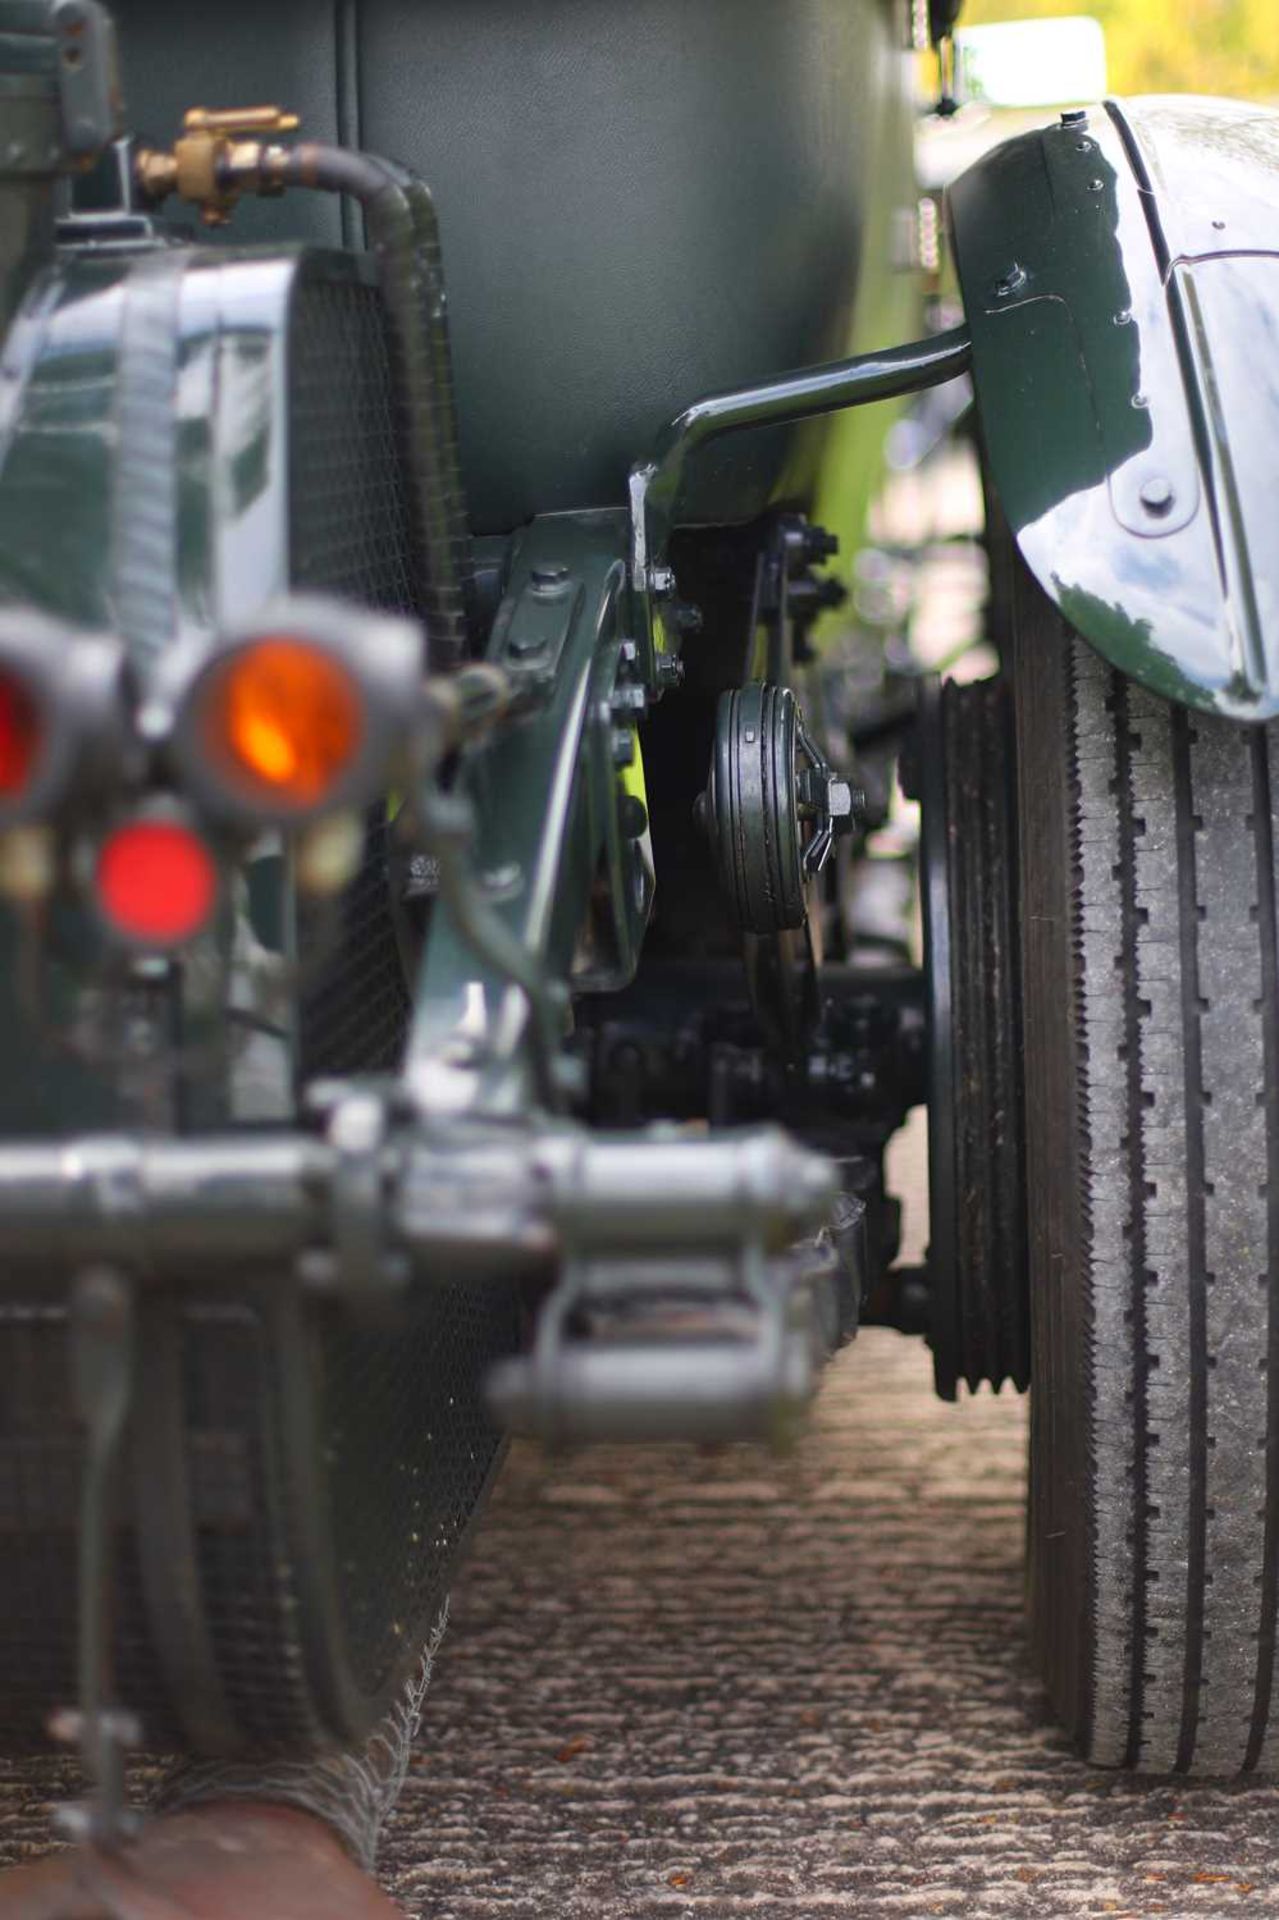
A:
[1016,576,1279,1771]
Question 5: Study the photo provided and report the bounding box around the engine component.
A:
[917,674,1028,1396]
[699,682,861,934]
[747,514,847,677]
[571,957,925,1143]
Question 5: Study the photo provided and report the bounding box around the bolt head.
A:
[826,778,854,821]
[611,683,647,718]
[993,262,1027,299]
[1061,107,1089,128]
[619,794,648,841]
[1139,474,1175,517]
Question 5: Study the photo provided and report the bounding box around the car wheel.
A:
[1012,553,1279,1772]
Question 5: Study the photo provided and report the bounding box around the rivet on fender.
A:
[1139,475,1176,518]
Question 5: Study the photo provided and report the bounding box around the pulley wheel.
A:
[918,673,1029,1397]
[703,683,805,933]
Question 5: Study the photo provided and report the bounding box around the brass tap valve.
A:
[135,105,300,226]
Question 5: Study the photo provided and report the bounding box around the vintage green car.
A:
[0,0,1277,1859]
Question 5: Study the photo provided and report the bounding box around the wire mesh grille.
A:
[290,271,415,1080]
[179,1299,325,1753]
[297,807,410,1079]
[285,272,516,1735]
[0,1302,180,1749]
[288,274,417,615]
[316,1283,519,1700]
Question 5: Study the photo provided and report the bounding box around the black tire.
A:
[1013,557,1279,1773]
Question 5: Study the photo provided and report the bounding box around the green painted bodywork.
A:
[0,244,374,647]
[949,96,1279,721]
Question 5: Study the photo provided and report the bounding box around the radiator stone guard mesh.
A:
[0,247,517,1757]
[291,267,417,1081]
[0,1282,518,1754]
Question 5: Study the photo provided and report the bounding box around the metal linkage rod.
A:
[629,325,972,616]
[0,1136,328,1267]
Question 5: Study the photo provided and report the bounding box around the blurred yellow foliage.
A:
[961,0,1279,101]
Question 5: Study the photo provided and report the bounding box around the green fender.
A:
[948,96,1279,722]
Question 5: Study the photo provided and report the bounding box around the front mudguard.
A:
[949,95,1279,722]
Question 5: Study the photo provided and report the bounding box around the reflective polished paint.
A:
[949,96,1279,720]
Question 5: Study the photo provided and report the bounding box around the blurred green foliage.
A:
[962,0,1279,101]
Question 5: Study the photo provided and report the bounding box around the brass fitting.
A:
[134,105,300,226]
